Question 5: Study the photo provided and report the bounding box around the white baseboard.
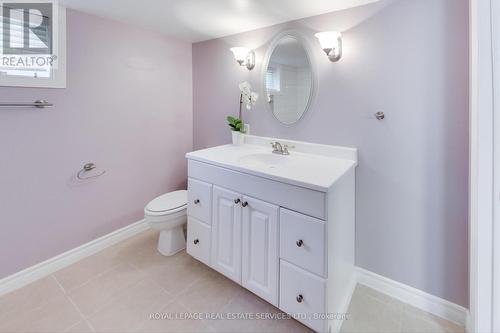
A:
[0,220,149,297]
[355,267,469,326]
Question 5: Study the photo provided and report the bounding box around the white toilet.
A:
[144,190,187,256]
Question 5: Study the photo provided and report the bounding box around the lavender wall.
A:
[0,10,192,278]
[193,0,469,306]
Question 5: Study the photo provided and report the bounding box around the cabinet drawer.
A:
[186,217,211,266]
[279,260,326,333]
[187,178,212,224]
[280,209,326,277]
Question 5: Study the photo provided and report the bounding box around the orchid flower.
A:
[239,81,259,110]
[227,81,260,133]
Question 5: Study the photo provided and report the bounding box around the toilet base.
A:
[157,226,186,256]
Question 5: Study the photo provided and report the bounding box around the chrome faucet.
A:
[270,141,295,155]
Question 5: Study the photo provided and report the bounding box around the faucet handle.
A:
[283,144,295,155]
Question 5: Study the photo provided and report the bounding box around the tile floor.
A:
[0,229,465,333]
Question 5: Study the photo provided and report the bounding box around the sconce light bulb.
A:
[315,31,343,62]
[230,47,255,70]
[231,47,249,61]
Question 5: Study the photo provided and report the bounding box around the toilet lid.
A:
[146,190,187,213]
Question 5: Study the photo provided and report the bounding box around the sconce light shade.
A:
[230,47,255,70]
[315,31,342,62]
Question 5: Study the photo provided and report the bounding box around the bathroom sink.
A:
[237,153,290,168]
[186,135,358,191]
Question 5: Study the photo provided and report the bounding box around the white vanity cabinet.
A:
[186,136,358,333]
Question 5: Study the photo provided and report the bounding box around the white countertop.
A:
[186,136,358,192]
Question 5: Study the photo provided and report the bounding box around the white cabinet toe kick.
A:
[185,139,357,333]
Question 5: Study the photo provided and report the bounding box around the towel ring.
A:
[77,163,106,180]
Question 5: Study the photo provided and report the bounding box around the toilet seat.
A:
[145,190,187,215]
[145,205,186,217]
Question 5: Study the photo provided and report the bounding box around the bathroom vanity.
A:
[185,135,357,332]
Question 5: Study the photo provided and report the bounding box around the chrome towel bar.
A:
[0,100,53,108]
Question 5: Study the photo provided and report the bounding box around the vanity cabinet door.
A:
[211,186,242,283]
[241,196,279,306]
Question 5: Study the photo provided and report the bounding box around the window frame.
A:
[0,5,66,88]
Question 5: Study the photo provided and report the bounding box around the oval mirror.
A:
[264,34,314,125]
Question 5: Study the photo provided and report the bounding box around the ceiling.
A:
[59,0,380,43]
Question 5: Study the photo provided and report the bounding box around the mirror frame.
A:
[261,30,317,126]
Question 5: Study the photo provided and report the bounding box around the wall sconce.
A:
[315,31,343,62]
[230,47,255,70]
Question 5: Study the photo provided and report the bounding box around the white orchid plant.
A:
[227,81,259,133]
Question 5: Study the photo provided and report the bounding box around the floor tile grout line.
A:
[114,258,183,333]
[170,277,206,314]
[127,260,173,297]
[55,237,148,294]
[139,291,217,333]
[61,239,172,323]
[127,254,204,303]
[133,293,179,331]
[86,259,183,322]
[67,295,97,333]
[64,318,95,333]
[52,274,96,331]
[51,274,67,294]
[127,260,157,278]
[171,270,206,299]
[59,262,124,295]
[137,266,205,324]
[61,262,146,320]
[172,276,245,332]
[0,276,73,328]
[64,320,82,333]
[72,274,151,321]
[125,261,147,274]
